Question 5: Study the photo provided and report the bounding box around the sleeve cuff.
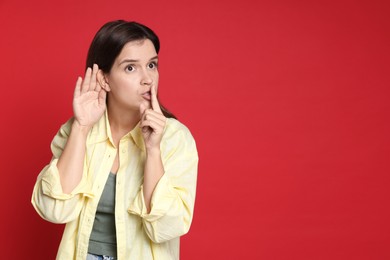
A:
[128,174,177,222]
[41,159,94,200]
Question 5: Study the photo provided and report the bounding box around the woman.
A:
[31,20,198,260]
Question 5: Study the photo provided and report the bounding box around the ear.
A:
[97,70,111,92]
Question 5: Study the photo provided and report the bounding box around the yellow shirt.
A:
[31,112,198,260]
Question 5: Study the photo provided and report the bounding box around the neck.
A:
[107,103,140,141]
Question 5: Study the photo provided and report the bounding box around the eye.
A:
[148,62,158,69]
[125,65,135,72]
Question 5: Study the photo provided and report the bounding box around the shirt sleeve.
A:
[128,120,199,243]
[31,119,93,224]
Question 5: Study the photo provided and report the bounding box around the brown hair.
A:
[86,20,176,119]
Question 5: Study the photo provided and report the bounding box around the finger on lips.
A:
[140,85,166,136]
[151,85,162,113]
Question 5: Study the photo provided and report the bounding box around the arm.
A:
[31,119,91,223]
[143,147,165,213]
[128,120,199,243]
[139,85,168,213]
[58,64,106,193]
[56,121,90,193]
[130,85,198,243]
[31,64,106,223]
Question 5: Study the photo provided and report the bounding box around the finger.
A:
[143,110,166,125]
[141,110,165,128]
[74,77,82,98]
[139,103,151,134]
[151,85,162,113]
[141,116,165,131]
[140,119,164,134]
[90,64,98,92]
[98,89,107,106]
[95,82,102,92]
[81,67,92,94]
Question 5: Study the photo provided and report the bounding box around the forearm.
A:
[143,148,164,213]
[57,121,90,194]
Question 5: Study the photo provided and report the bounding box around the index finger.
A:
[151,85,162,113]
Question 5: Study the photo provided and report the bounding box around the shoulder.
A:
[163,118,195,142]
[161,118,197,154]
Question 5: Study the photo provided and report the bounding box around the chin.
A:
[140,100,151,109]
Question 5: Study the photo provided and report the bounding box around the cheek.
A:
[154,72,159,83]
[116,77,137,88]
[110,80,138,95]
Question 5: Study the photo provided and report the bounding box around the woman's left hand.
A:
[140,85,167,151]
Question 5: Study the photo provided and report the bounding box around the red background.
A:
[1,0,389,259]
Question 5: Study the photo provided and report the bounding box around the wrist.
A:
[71,120,92,136]
[146,147,161,158]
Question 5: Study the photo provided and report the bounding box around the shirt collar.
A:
[88,110,145,151]
[129,122,145,151]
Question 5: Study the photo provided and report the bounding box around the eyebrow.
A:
[119,55,159,65]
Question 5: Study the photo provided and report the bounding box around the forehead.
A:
[116,39,157,62]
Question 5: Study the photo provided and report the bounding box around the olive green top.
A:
[88,173,117,257]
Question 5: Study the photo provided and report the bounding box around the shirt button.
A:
[122,149,126,153]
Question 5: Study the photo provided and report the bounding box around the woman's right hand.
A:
[73,64,107,129]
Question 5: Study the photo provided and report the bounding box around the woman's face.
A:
[105,39,159,112]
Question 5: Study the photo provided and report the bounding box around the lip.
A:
[141,91,151,101]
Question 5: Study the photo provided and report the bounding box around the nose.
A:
[140,69,153,86]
